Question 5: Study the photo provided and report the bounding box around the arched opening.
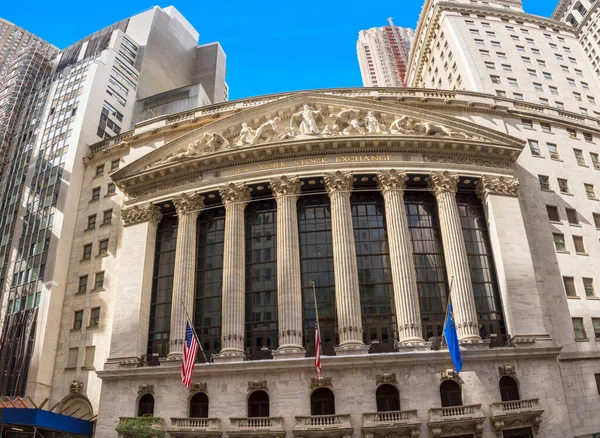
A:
[440,380,462,407]
[189,392,209,418]
[138,394,154,416]
[248,391,270,417]
[499,376,520,402]
[376,384,400,412]
[311,388,335,415]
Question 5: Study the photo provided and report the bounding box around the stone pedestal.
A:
[377,170,425,345]
[270,176,306,358]
[167,192,204,359]
[428,171,480,342]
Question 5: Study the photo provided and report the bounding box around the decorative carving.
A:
[219,182,251,205]
[428,171,459,195]
[270,175,302,198]
[138,384,154,395]
[248,380,268,391]
[476,175,520,199]
[498,365,516,376]
[70,380,84,393]
[377,170,408,192]
[390,116,471,139]
[376,373,397,385]
[364,111,385,133]
[324,171,353,193]
[422,154,513,169]
[328,109,365,135]
[440,369,460,382]
[152,132,229,167]
[310,377,332,390]
[190,382,207,392]
[173,192,205,214]
[251,117,284,144]
[121,203,162,227]
[291,104,322,134]
[235,122,255,146]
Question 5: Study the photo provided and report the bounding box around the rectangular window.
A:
[496,90,506,97]
[564,277,577,297]
[574,92,582,101]
[67,348,78,368]
[585,183,596,199]
[95,164,104,176]
[584,278,596,297]
[485,61,495,69]
[549,86,558,95]
[89,307,100,327]
[573,236,586,253]
[502,64,512,71]
[574,149,586,166]
[573,318,586,339]
[593,319,600,339]
[86,214,96,230]
[539,175,550,190]
[583,132,593,142]
[553,233,566,251]
[541,123,551,133]
[480,49,490,57]
[528,140,541,156]
[548,143,559,159]
[107,183,116,195]
[596,374,600,395]
[513,93,523,101]
[73,310,84,329]
[84,346,96,368]
[593,213,600,229]
[522,56,531,64]
[103,209,113,225]
[98,239,109,256]
[567,128,577,138]
[558,178,570,194]
[566,208,579,225]
[91,187,100,201]
[82,244,92,260]
[507,77,518,86]
[111,159,120,171]
[537,59,546,66]
[490,75,501,84]
[547,205,560,222]
[522,119,533,129]
[78,275,88,293]
[94,271,104,289]
[534,83,543,92]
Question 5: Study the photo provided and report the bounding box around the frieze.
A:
[310,377,332,390]
[119,174,203,200]
[324,171,353,193]
[138,384,154,395]
[377,170,408,192]
[121,203,162,227]
[248,380,268,391]
[475,175,520,199]
[428,171,459,195]
[376,373,397,386]
[270,175,302,198]
[173,192,205,215]
[422,154,513,169]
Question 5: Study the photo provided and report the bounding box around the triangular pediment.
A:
[113,92,523,183]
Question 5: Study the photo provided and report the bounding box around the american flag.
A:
[315,327,321,379]
[181,322,198,389]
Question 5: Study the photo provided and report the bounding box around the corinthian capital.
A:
[173,192,205,215]
[428,171,459,195]
[270,175,301,198]
[219,182,251,205]
[377,169,409,192]
[476,175,520,199]
[324,171,353,194]
[122,203,162,227]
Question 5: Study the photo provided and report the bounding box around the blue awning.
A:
[0,408,94,436]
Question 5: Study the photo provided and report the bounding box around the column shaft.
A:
[429,171,480,341]
[378,170,424,345]
[324,171,364,349]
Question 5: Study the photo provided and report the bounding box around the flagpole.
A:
[312,282,321,343]
[441,276,454,347]
[179,296,208,363]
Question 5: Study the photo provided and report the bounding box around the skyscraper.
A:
[0,6,227,403]
[0,18,56,76]
[357,20,415,87]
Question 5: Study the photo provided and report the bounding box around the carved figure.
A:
[390,116,470,139]
[154,132,229,166]
[278,127,297,140]
[70,380,84,393]
[235,123,255,147]
[329,109,365,135]
[390,116,416,134]
[204,132,229,152]
[291,104,322,134]
[251,117,282,144]
[364,111,384,133]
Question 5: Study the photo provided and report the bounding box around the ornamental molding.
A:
[310,377,332,390]
[173,192,205,215]
[422,153,513,170]
[377,170,408,192]
[498,365,516,376]
[70,380,84,393]
[376,373,397,386]
[121,203,162,227]
[219,182,251,205]
[428,171,459,195]
[270,175,302,198]
[324,171,353,193]
[189,382,207,393]
[248,380,268,391]
[138,384,154,395]
[475,175,520,199]
[439,369,461,383]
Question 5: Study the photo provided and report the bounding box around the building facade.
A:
[357,22,415,87]
[0,6,227,408]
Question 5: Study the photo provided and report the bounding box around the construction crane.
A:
[386,17,410,87]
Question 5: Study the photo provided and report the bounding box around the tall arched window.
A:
[440,380,462,407]
[138,394,154,416]
[189,392,209,418]
[248,391,270,417]
[499,376,520,402]
[311,388,335,415]
[376,384,400,412]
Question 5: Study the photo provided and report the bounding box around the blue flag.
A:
[444,302,463,374]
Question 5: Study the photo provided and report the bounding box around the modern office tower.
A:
[0,5,227,406]
[357,20,415,87]
[553,0,600,79]
[0,18,55,76]
[406,0,600,436]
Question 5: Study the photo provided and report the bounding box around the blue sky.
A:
[3,1,556,100]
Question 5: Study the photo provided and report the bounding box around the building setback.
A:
[0,5,227,409]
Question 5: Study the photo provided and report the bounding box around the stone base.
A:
[104,356,142,370]
[335,344,370,356]
[212,352,245,363]
[396,342,430,352]
[272,348,307,360]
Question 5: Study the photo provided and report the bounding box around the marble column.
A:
[324,171,366,351]
[107,203,161,369]
[215,182,251,362]
[377,170,425,345]
[168,192,205,359]
[428,171,480,341]
[270,176,305,357]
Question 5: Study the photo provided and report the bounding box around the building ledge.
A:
[362,410,421,437]
[490,399,543,436]
[228,417,284,437]
[428,404,486,438]
[293,414,353,437]
[167,417,221,437]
